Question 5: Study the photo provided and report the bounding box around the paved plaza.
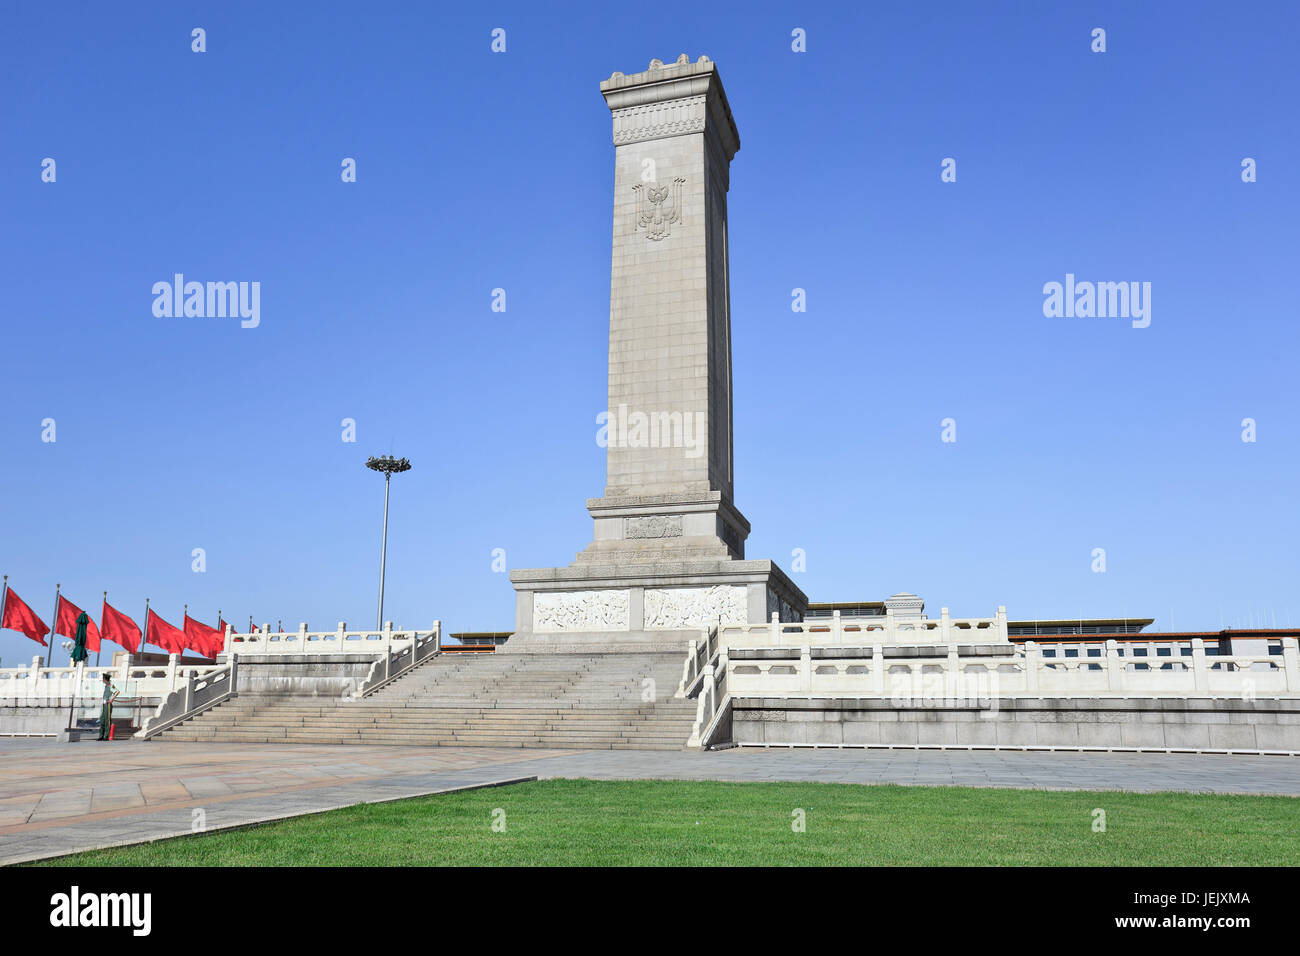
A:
[2,738,1298,864]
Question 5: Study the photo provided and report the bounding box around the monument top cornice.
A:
[600,54,740,158]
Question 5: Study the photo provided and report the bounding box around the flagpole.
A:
[97,591,106,668]
[139,597,149,667]
[0,574,7,672]
[46,583,60,666]
[1,576,10,662]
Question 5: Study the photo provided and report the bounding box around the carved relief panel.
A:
[533,590,630,632]
[645,585,747,629]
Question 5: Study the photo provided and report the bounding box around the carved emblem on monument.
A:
[624,515,683,539]
[632,177,685,240]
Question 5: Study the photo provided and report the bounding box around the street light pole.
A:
[377,470,390,630]
[365,455,411,632]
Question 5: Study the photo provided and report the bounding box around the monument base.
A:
[507,558,807,654]
[573,491,749,564]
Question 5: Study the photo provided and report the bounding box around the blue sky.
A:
[2,1,1297,664]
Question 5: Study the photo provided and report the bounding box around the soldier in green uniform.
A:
[98,673,119,741]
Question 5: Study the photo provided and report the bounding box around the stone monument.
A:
[507,55,807,652]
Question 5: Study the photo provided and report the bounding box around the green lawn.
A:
[37,778,1300,866]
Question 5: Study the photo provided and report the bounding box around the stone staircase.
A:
[158,651,698,750]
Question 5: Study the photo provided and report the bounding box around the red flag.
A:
[100,601,141,654]
[146,609,186,655]
[1,587,49,646]
[55,596,102,653]
[184,614,224,659]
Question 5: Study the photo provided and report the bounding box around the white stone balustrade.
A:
[721,636,1300,699]
[0,623,438,703]
[720,607,1011,648]
[675,625,719,697]
[677,618,1296,747]
[0,655,216,703]
[687,649,729,748]
[222,621,424,658]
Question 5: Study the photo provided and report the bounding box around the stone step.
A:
[190,703,693,714]
[189,723,691,738]
[177,733,690,744]
[181,732,689,744]
[193,725,693,737]
[167,723,689,739]
[193,719,694,731]
[193,712,696,723]
[166,650,698,750]
[162,735,685,750]
[215,701,696,713]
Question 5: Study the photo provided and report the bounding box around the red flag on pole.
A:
[100,601,141,654]
[55,596,102,653]
[146,609,186,656]
[1,587,49,646]
[183,614,224,659]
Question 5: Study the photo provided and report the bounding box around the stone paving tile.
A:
[89,783,143,812]
[0,796,39,828]
[179,776,236,798]
[27,789,94,823]
[311,763,378,777]
[0,793,40,812]
[278,765,337,781]
[139,782,190,805]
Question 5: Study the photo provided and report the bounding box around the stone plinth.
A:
[507,559,806,654]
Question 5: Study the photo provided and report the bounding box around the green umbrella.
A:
[71,611,90,664]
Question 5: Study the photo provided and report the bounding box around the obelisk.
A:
[508,55,806,652]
